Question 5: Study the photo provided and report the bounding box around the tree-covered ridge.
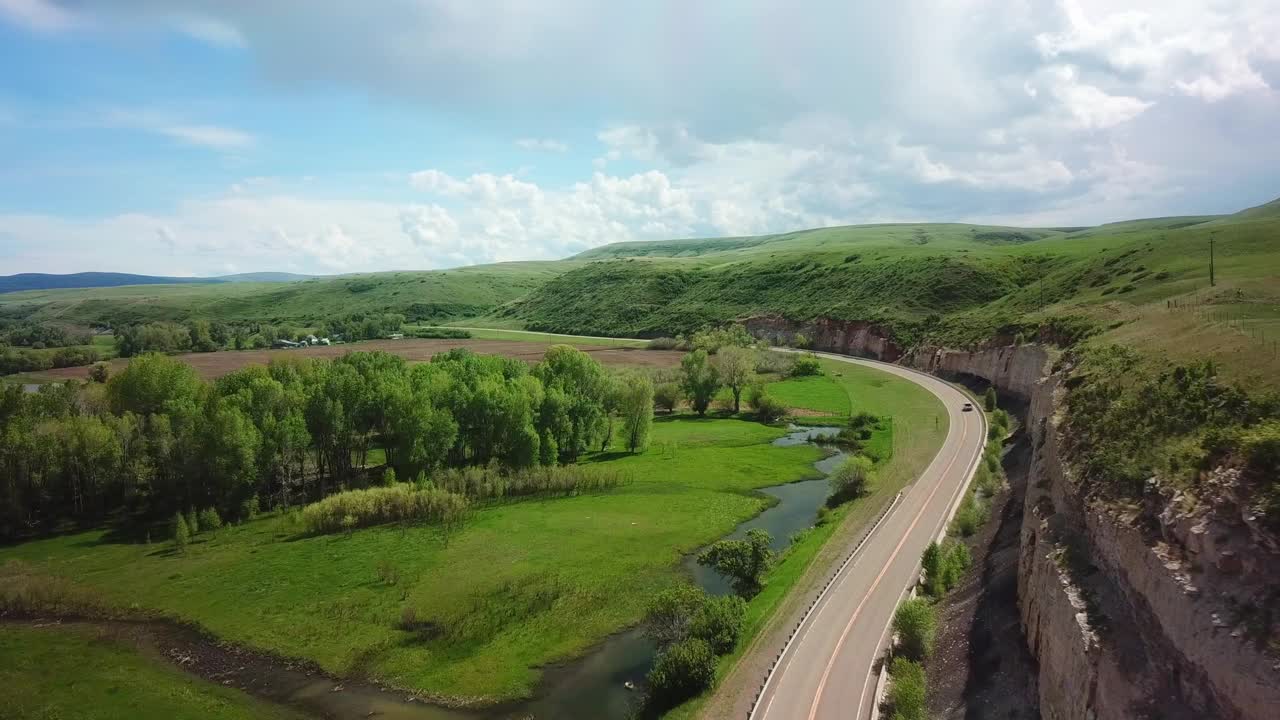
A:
[0,346,652,540]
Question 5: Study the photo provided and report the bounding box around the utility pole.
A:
[1209,234,1216,287]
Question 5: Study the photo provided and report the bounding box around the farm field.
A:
[26,337,678,382]
[0,357,944,709]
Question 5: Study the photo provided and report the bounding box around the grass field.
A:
[0,623,304,720]
[413,325,648,347]
[0,357,941,712]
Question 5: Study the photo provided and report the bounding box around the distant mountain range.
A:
[0,271,319,294]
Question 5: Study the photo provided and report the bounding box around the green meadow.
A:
[0,623,304,720]
[0,356,944,708]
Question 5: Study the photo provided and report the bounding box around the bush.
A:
[893,598,936,661]
[432,464,627,501]
[888,657,927,720]
[643,584,708,647]
[654,382,682,414]
[172,512,190,551]
[646,637,717,708]
[410,327,472,339]
[747,384,787,423]
[197,507,222,532]
[924,540,972,599]
[184,509,198,536]
[828,455,874,506]
[789,353,822,377]
[983,386,998,411]
[697,528,773,597]
[382,468,398,487]
[647,337,681,350]
[690,595,746,654]
[88,362,110,383]
[239,495,260,521]
[949,491,987,537]
[301,484,468,535]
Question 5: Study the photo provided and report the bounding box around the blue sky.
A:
[1,0,1278,276]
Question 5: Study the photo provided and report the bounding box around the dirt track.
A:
[36,339,683,382]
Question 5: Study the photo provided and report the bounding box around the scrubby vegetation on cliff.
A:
[1062,344,1280,526]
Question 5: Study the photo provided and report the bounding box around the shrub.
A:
[949,491,987,537]
[172,512,190,551]
[893,598,936,661]
[943,541,972,589]
[184,509,198,535]
[647,337,680,350]
[697,528,773,597]
[301,484,469,535]
[382,468,398,487]
[643,584,708,647]
[789,353,822,377]
[197,507,222,532]
[239,495,259,521]
[690,594,746,654]
[410,327,471,339]
[747,384,787,423]
[828,455,874,506]
[654,382,682,414]
[646,637,717,708]
[815,505,832,526]
[792,332,811,349]
[922,541,944,598]
[888,657,927,720]
[87,362,110,383]
[432,464,627,501]
[376,559,401,586]
[983,386,998,411]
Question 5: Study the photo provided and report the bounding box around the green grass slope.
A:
[0,261,579,327]
[499,202,1280,365]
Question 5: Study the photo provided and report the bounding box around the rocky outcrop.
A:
[1011,360,1278,720]
[886,338,1278,720]
[742,316,903,361]
[903,344,1052,401]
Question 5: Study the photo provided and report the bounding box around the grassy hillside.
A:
[0,261,579,327]
[498,203,1280,386]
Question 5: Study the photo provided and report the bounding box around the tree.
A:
[106,353,204,416]
[983,386,998,411]
[187,320,217,353]
[697,528,773,596]
[197,507,222,532]
[653,382,681,414]
[534,345,608,462]
[690,594,746,654]
[713,346,754,413]
[172,512,190,551]
[828,455,874,505]
[679,350,720,417]
[747,384,787,423]
[646,637,717,709]
[620,373,654,453]
[893,598,936,661]
[643,584,708,647]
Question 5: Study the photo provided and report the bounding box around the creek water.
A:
[162,424,847,720]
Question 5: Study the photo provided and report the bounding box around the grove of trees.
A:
[0,345,652,539]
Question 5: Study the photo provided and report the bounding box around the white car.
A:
[962,402,974,412]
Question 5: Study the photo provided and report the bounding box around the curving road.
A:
[751,350,987,720]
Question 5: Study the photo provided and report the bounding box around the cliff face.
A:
[901,342,1279,720]
[742,316,903,361]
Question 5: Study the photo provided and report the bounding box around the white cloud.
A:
[95,108,255,150]
[515,137,568,153]
[157,124,254,149]
[0,0,78,32]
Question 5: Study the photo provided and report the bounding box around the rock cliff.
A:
[914,343,1280,720]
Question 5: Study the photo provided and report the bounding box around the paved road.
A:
[752,351,987,720]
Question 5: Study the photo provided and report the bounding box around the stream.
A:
[60,425,846,720]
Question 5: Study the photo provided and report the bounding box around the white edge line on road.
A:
[767,349,989,720]
[746,490,904,720]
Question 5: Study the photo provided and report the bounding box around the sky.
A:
[1,0,1278,276]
